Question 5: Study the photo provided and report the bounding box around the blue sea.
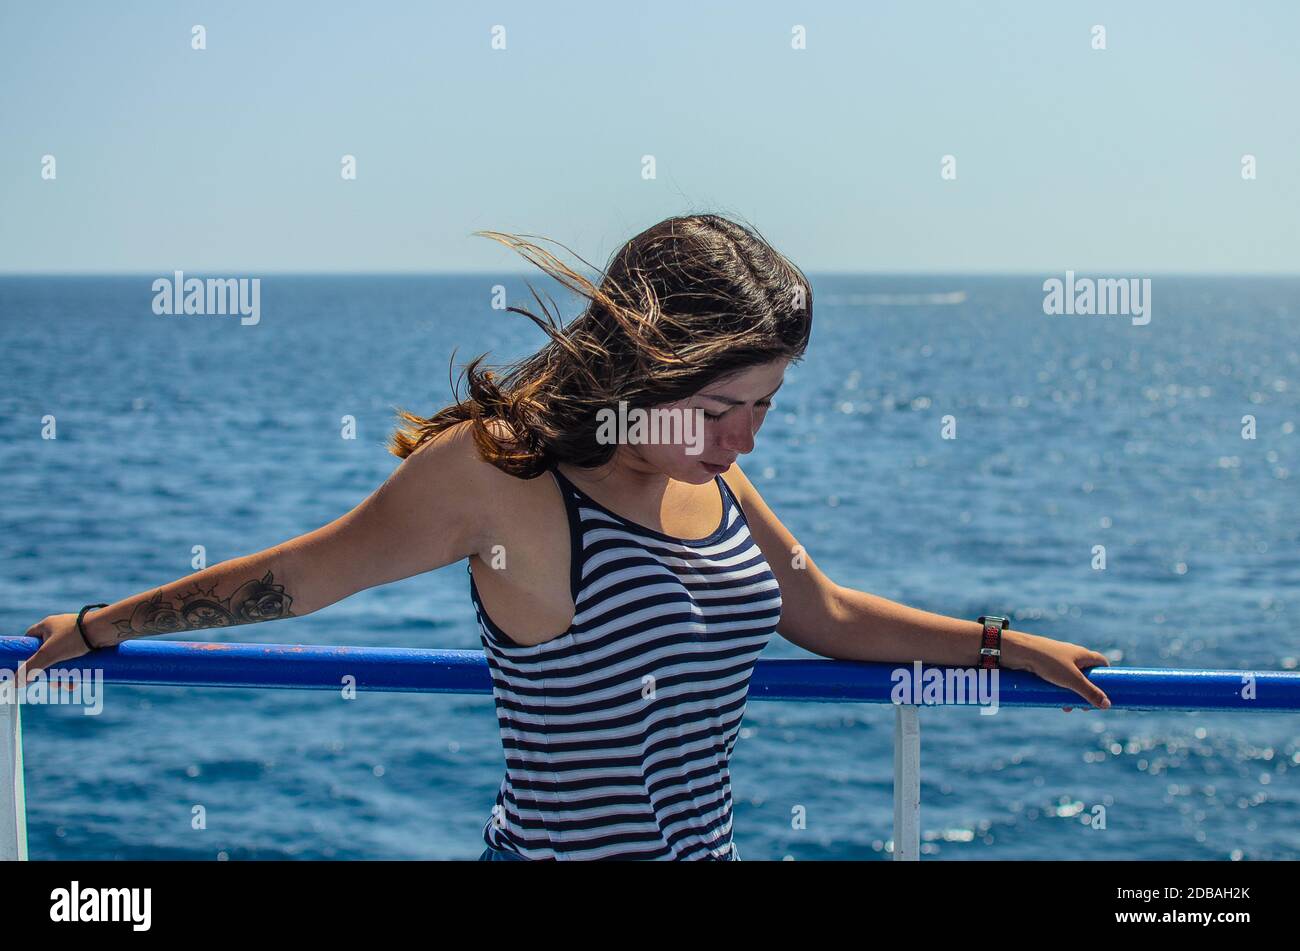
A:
[1,274,1296,860]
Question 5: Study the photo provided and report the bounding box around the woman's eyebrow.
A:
[698,381,784,406]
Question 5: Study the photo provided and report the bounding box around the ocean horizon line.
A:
[2,270,1299,279]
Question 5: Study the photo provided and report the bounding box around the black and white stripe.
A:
[469,465,782,860]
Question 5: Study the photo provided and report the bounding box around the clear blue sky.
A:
[1,1,1296,274]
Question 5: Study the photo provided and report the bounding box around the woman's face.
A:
[622,357,789,484]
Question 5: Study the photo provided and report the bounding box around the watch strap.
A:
[977,615,1008,669]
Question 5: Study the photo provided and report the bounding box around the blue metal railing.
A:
[2,634,1298,861]
[3,637,1298,708]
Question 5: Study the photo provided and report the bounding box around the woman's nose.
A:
[719,412,757,454]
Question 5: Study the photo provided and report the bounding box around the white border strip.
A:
[0,699,28,861]
[892,704,920,861]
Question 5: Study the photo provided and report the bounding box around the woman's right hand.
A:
[18,613,95,689]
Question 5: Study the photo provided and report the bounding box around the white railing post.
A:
[1,698,29,861]
[892,704,920,861]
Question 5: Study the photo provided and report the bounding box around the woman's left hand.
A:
[1012,632,1112,712]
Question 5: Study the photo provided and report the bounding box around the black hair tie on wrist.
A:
[76,603,109,652]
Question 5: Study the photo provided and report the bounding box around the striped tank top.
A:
[468,464,782,860]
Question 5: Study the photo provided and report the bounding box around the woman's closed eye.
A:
[703,399,773,421]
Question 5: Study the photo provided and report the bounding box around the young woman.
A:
[20,214,1111,861]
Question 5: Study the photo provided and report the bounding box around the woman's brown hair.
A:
[387,213,813,478]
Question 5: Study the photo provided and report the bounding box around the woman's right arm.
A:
[20,421,495,677]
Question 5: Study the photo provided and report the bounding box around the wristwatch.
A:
[976,615,1008,670]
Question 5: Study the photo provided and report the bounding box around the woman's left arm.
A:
[721,464,1112,710]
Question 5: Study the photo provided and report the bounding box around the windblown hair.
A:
[387,213,813,478]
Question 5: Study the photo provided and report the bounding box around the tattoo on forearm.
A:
[111,571,295,641]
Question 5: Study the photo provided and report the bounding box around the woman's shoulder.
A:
[402,418,558,556]
[430,419,556,507]
[342,418,554,578]
[414,418,538,481]
[438,419,574,579]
